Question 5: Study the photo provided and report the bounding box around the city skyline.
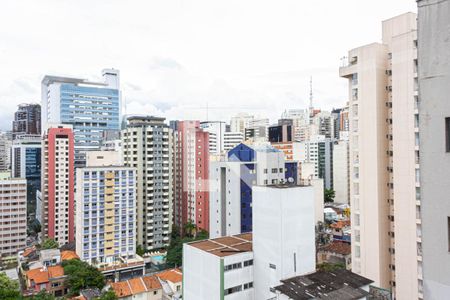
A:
[0,0,416,130]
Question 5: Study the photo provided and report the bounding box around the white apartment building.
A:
[75,151,136,265]
[340,13,421,299]
[184,185,316,300]
[0,132,12,172]
[0,172,27,258]
[121,116,173,250]
[298,135,333,189]
[200,121,244,154]
[230,113,253,135]
[223,131,244,152]
[209,143,289,238]
[417,0,450,298]
[281,109,309,142]
[333,132,350,204]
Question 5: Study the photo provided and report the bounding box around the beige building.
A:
[340,12,421,299]
[0,172,27,258]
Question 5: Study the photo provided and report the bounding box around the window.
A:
[446,118,450,152]
[269,263,276,269]
[224,262,242,272]
[448,217,450,252]
[243,282,253,290]
[224,285,242,295]
[244,259,253,267]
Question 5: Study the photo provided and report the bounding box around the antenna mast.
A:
[309,76,314,118]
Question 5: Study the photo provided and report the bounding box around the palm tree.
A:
[184,222,197,238]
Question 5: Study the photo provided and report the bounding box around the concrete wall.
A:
[418,0,450,298]
[253,186,315,300]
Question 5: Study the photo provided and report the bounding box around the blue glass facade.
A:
[285,161,298,183]
[59,84,120,153]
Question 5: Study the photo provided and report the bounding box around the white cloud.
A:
[0,0,417,130]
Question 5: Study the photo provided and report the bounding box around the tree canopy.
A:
[166,229,209,267]
[324,188,335,203]
[62,259,105,296]
[0,272,20,300]
[41,238,59,250]
[95,290,118,300]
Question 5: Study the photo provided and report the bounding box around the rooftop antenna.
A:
[309,76,314,118]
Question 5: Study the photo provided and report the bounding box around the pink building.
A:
[41,125,74,246]
[173,121,209,233]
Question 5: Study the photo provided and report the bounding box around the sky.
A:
[0,0,417,130]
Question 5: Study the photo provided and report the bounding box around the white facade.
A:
[209,146,287,238]
[183,234,254,300]
[230,113,253,135]
[252,186,315,300]
[75,155,136,265]
[223,132,244,152]
[200,121,226,155]
[0,132,12,171]
[333,136,350,204]
[340,12,420,299]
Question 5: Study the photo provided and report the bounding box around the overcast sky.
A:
[0,0,417,130]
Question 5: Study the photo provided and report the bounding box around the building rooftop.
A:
[319,242,351,256]
[188,233,252,257]
[110,275,162,298]
[274,269,373,300]
[155,268,183,283]
[61,250,79,261]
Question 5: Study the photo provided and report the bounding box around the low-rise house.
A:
[155,269,183,300]
[24,265,67,297]
[317,241,352,270]
[110,275,163,299]
[330,220,351,243]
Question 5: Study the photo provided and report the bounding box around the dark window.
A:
[446,118,450,152]
[448,217,450,252]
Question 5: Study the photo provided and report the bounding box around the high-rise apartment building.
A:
[41,69,120,166]
[298,135,333,189]
[0,172,27,258]
[245,118,269,141]
[200,121,244,155]
[281,109,309,142]
[0,132,12,172]
[11,134,41,220]
[75,151,136,265]
[417,0,450,298]
[230,113,253,135]
[209,143,298,238]
[12,103,41,139]
[340,13,420,299]
[122,116,173,250]
[41,125,75,246]
[172,120,209,233]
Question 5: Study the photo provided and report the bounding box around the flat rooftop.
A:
[188,233,252,257]
[275,269,373,300]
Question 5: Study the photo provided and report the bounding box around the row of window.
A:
[224,259,253,272]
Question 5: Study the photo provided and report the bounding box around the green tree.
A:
[317,262,346,272]
[96,290,118,300]
[136,244,145,256]
[30,289,55,300]
[324,188,335,203]
[0,272,20,299]
[62,259,105,296]
[41,238,59,249]
[166,229,209,267]
[183,222,197,238]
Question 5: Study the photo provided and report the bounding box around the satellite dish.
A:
[288,177,294,183]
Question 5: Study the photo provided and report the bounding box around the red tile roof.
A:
[319,242,351,256]
[110,275,162,298]
[155,268,183,283]
[330,220,351,229]
[26,268,49,284]
[111,281,132,298]
[48,265,64,278]
[61,250,79,261]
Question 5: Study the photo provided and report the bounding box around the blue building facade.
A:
[227,143,298,233]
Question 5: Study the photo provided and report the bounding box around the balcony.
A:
[339,56,358,78]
